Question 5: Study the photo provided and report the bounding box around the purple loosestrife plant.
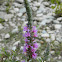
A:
[23,24,38,61]
[23,0,38,61]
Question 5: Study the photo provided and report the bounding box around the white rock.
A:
[42,30,47,34]
[51,34,55,41]
[9,10,15,14]
[51,51,55,54]
[16,0,23,3]
[41,33,49,37]
[12,46,16,51]
[0,39,3,42]
[34,21,37,25]
[20,46,23,50]
[54,41,59,45]
[12,27,18,33]
[13,2,22,7]
[20,8,26,13]
[32,7,37,11]
[16,0,31,3]
[53,57,57,60]
[28,0,32,2]
[53,20,59,24]
[37,43,41,47]
[43,2,50,6]
[0,24,4,30]
[13,40,20,46]
[4,14,14,21]
[5,33,10,39]
[9,21,16,27]
[14,8,19,12]
[36,13,43,17]
[57,17,62,21]
[58,55,61,59]
[54,24,61,29]
[33,2,40,7]
[46,38,51,42]
[16,57,19,60]
[17,13,22,17]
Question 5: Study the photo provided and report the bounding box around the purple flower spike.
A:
[33,43,38,48]
[22,60,25,62]
[23,26,27,31]
[23,24,38,60]
[32,53,37,59]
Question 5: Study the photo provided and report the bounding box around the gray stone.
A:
[37,4,45,14]
[4,14,14,21]
[33,2,40,7]
[17,13,22,17]
[0,24,4,30]
[20,46,23,50]
[12,46,16,51]
[19,8,26,13]
[57,17,62,21]
[15,0,23,3]
[51,51,55,55]
[50,34,55,41]
[0,12,13,21]
[13,40,20,46]
[54,41,59,45]
[12,27,18,33]
[32,7,37,11]
[13,2,22,8]
[5,33,10,39]
[46,38,51,42]
[0,12,6,19]
[43,2,50,7]
[14,8,19,12]
[41,33,49,37]
[9,21,16,27]
[36,13,43,17]
[53,20,59,24]
[54,24,61,29]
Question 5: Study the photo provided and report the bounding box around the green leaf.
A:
[51,6,56,9]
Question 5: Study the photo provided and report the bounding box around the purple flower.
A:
[23,46,27,53]
[31,46,36,52]
[32,26,37,33]
[32,53,37,59]
[24,38,29,42]
[23,25,30,32]
[33,43,38,48]
[22,60,25,62]
[34,33,38,37]
[23,26,27,31]
[23,32,30,37]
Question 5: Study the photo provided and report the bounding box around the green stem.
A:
[24,0,33,27]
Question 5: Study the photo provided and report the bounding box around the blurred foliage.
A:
[45,0,62,17]
[5,0,14,13]
[0,18,5,23]
[43,43,50,61]
[51,0,62,17]
[0,45,21,62]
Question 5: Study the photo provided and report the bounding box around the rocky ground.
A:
[0,0,62,62]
